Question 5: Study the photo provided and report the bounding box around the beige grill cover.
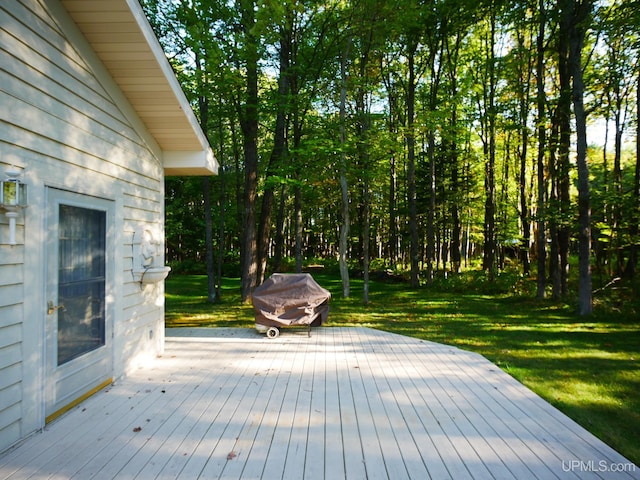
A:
[252,273,331,327]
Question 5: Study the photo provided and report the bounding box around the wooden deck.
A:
[1,327,637,479]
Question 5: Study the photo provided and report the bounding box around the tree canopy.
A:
[142,0,640,312]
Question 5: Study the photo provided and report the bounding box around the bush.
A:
[431,267,535,296]
[169,259,206,275]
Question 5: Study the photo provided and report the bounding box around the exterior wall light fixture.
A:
[0,166,28,245]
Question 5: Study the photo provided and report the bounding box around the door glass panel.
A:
[57,205,106,365]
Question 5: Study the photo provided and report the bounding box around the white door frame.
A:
[44,187,115,422]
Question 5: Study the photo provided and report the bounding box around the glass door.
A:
[45,189,113,421]
[56,205,106,364]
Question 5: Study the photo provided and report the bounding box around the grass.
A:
[165,272,640,466]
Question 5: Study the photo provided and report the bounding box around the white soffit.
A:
[60,0,217,175]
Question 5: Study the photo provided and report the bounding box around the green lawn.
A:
[165,273,640,466]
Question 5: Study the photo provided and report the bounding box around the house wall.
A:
[0,0,169,452]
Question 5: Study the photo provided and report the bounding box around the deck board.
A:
[1,327,637,480]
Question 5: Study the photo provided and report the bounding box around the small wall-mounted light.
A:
[0,166,28,245]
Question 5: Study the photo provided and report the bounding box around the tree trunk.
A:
[516,29,532,276]
[446,35,462,274]
[536,0,547,299]
[613,86,624,274]
[427,128,436,284]
[568,0,593,315]
[203,177,216,302]
[357,110,371,304]
[363,172,370,305]
[407,43,420,287]
[339,40,350,298]
[381,61,400,270]
[389,149,398,267]
[624,71,640,278]
[483,12,497,280]
[294,184,303,273]
[354,24,374,304]
[239,0,259,302]
[273,186,286,273]
[257,32,290,284]
[426,43,442,284]
[557,4,572,298]
[549,121,562,300]
[194,50,216,303]
[216,119,226,301]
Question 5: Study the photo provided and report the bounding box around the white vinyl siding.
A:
[0,250,24,446]
[0,0,168,452]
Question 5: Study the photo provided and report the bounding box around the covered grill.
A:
[252,273,331,338]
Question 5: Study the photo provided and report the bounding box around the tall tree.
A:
[598,2,639,276]
[629,71,640,278]
[441,0,477,275]
[397,0,427,288]
[509,4,535,276]
[554,0,574,299]
[145,0,638,309]
[630,1,640,280]
[565,0,593,314]
[256,3,292,284]
[535,0,548,299]
[238,0,260,301]
[474,10,498,280]
[351,0,386,303]
[339,38,351,298]
[444,32,464,274]
[424,11,445,285]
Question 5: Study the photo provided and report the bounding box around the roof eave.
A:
[164,150,219,176]
[60,0,218,176]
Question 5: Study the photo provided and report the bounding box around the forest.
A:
[141,0,640,314]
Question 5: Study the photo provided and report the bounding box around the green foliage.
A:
[145,0,640,311]
[431,268,536,296]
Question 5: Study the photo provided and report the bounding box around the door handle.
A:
[47,301,66,315]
